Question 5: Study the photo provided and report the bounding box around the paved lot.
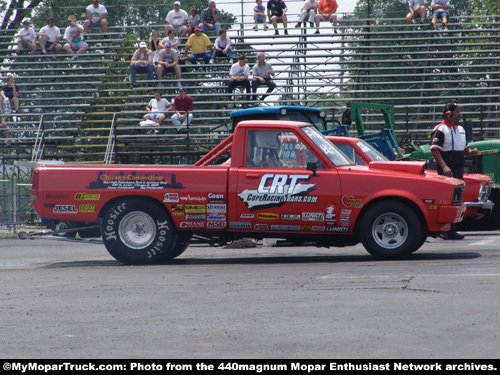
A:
[1,233,499,359]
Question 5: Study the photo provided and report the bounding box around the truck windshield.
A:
[301,126,353,167]
[282,109,325,130]
[356,140,388,162]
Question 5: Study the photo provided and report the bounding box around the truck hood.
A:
[368,160,427,175]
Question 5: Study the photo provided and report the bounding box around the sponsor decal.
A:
[179,221,205,229]
[281,214,301,220]
[240,213,254,219]
[207,204,227,213]
[424,199,434,203]
[342,196,363,208]
[207,221,226,229]
[229,221,252,229]
[427,205,438,210]
[185,205,205,214]
[87,171,183,190]
[302,212,325,221]
[180,195,207,202]
[53,205,78,214]
[163,193,179,203]
[207,214,226,221]
[326,204,336,219]
[45,193,69,200]
[238,174,318,210]
[185,214,206,220]
[74,193,101,201]
[208,193,225,202]
[257,213,279,220]
[254,224,269,230]
[326,221,337,226]
[270,225,301,231]
[341,209,352,215]
[312,226,326,231]
[173,212,184,216]
[171,204,184,211]
[301,226,312,231]
[79,204,95,213]
[326,226,349,232]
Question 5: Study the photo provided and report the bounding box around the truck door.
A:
[233,129,345,234]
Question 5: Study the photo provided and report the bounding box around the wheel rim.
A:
[371,212,408,249]
[118,211,156,250]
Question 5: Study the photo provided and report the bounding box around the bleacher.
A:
[1,5,500,172]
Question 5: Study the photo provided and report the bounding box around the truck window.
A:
[246,130,324,169]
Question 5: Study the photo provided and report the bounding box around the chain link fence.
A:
[0,174,39,233]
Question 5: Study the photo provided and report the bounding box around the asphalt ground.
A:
[1,232,499,359]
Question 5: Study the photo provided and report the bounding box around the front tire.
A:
[360,201,422,259]
[102,198,177,265]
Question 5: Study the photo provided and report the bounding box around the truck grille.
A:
[453,184,465,206]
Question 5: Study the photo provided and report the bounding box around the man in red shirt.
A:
[171,88,193,132]
[314,0,338,34]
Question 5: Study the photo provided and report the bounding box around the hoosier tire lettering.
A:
[102,198,177,265]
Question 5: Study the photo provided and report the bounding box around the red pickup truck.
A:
[32,121,466,264]
[327,136,494,221]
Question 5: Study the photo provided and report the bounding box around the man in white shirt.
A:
[143,90,172,126]
[15,20,37,55]
[63,15,88,60]
[165,1,189,37]
[84,0,108,32]
[38,17,63,56]
[227,55,251,101]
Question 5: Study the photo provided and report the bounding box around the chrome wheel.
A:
[371,212,408,249]
[118,211,156,250]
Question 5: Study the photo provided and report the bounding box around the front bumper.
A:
[464,199,495,211]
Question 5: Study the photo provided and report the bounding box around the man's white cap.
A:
[139,41,147,48]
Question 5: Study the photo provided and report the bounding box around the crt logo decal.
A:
[238,174,317,210]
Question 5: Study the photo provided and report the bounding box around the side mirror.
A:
[307,162,319,177]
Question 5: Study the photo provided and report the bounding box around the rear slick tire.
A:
[102,198,177,265]
[360,201,422,259]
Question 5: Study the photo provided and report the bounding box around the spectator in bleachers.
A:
[165,1,189,38]
[160,29,180,50]
[1,75,20,113]
[184,26,213,68]
[430,0,450,30]
[83,0,108,33]
[406,0,427,25]
[171,87,193,132]
[149,30,161,65]
[187,8,201,35]
[130,42,154,88]
[252,53,277,101]
[63,15,88,60]
[314,0,338,34]
[38,17,63,57]
[296,0,318,29]
[227,55,251,101]
[1,110,8,145]
[143,90,172,128]
[200,1,222,36]
[157,42,182,86]
[267,0,288,35]
[212,28,233,64]
[253,0,268,31]
[15,20,37,55]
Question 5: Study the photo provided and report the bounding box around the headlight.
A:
[280,108,287,116]
[478,183,492,201]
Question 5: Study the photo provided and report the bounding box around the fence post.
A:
[11,173,17,234]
